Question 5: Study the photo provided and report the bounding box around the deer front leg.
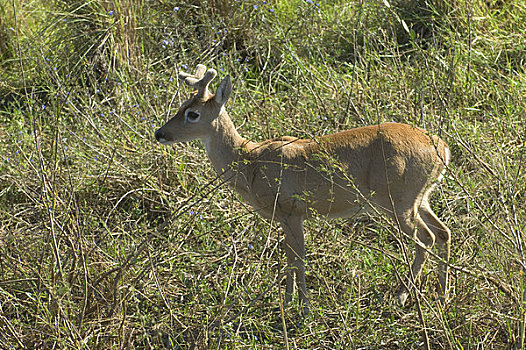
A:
[281,217,309,315]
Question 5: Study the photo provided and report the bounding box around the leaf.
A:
[401,19,410,34]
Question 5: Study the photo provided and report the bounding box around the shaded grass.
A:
[1,0,525,348]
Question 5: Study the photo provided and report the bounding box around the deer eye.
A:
[185,109,201,123]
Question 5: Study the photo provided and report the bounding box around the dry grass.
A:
[0,0,525,348]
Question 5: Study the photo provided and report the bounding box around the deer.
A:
[155,64,451,315]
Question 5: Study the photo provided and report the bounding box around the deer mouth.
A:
[157,138,175,145]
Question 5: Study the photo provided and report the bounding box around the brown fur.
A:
[155,67,451,313]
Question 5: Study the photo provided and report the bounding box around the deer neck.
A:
[202,109,251,178]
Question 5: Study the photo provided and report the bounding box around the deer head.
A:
[155,64,232,144]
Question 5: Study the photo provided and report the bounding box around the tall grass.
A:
[1,0,525,348]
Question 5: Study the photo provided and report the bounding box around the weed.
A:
[0,0,525,348]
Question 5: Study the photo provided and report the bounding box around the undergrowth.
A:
[0,0,525,349]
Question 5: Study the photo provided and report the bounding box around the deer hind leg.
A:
[281,217,309,314]
[418,201,451,303]
[394,209,436,306]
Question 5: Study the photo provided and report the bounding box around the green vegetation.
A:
[1,0,525,348]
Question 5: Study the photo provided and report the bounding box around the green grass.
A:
[1,0,525,348]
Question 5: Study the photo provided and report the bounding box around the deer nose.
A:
[155,128,175,145]
[154,128,165,142]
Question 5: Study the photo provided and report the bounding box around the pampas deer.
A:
[155,64,451,314]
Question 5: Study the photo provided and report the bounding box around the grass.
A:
[0,0,525,348]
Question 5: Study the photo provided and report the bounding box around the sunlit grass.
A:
[0,0,525,348]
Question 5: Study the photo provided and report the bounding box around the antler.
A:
[178,64,217,99]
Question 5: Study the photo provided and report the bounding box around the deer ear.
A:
[215,75,232,106]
